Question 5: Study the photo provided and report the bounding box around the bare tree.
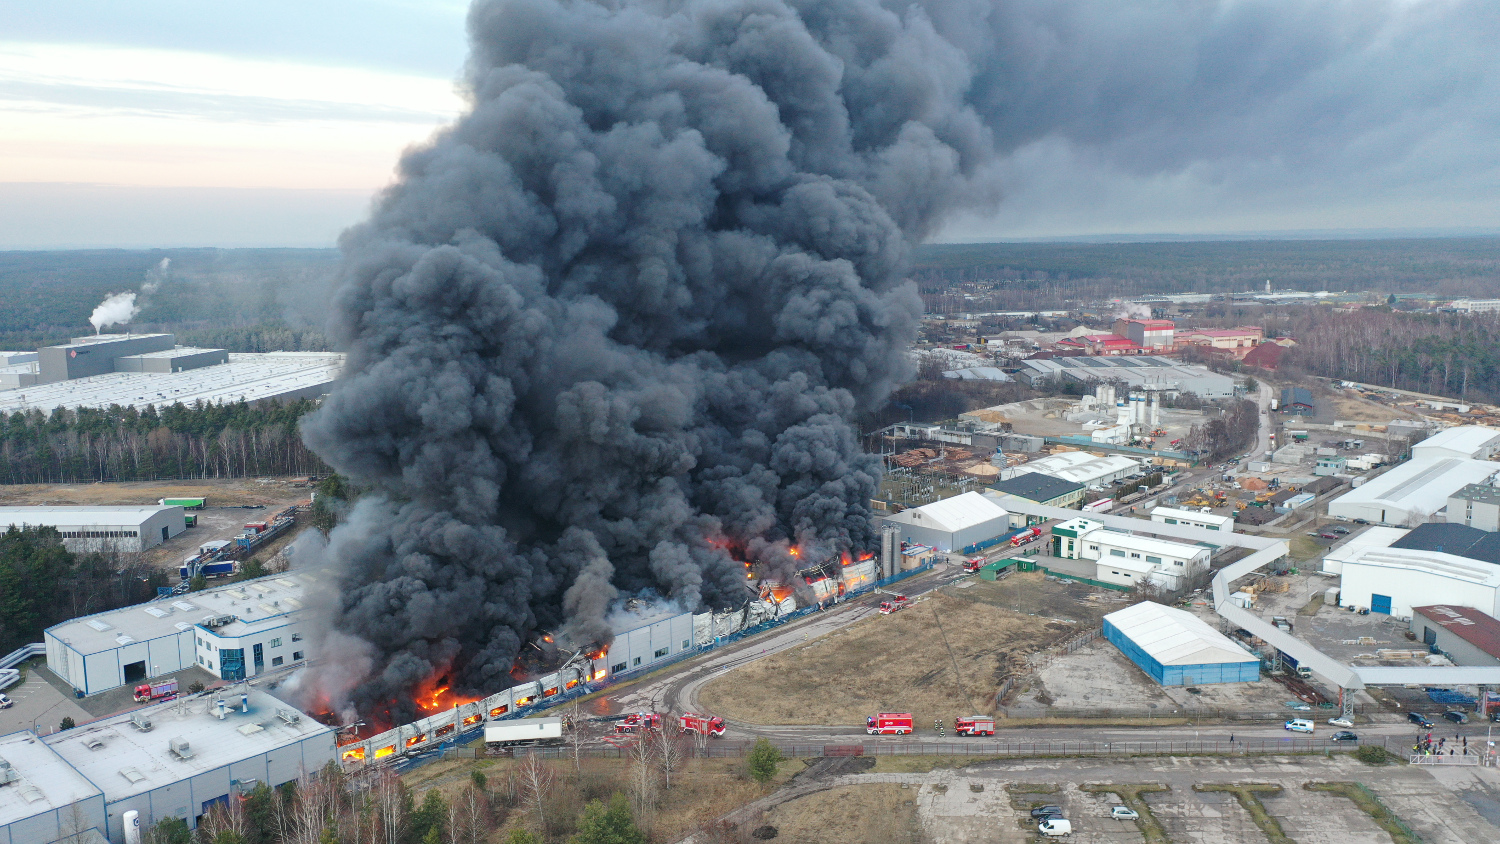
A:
[199,795,250,844]
[628,735,658,835]
[516,751,555,833]
[654,725,688,790]
[448,783,490,844]
[372,769,409,844]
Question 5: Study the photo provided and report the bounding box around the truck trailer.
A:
[484,717,564,748]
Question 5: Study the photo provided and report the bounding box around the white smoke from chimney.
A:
[89,292,139,333]
[1113,302,1151,320]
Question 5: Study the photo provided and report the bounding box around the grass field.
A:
[699,582,1086,730]
[763,784,920,844]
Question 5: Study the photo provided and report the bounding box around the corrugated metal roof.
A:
[1412,605,1500,659]
[886,491,1009,534]
[1412,426,1500,458]
[1105,601,1258,666]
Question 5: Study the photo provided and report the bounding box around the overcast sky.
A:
[3,0,1499,248]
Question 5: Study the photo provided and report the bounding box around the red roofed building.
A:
[1242,341,1286,370]
[1411,605,1500,666]
[1178,326,1264,359]
[1069,334,1144,355]
[1113,318,1175,351]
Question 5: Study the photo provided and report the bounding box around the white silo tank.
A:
[123,810,142,844]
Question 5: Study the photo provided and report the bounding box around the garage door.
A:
[1370,593,1392,614]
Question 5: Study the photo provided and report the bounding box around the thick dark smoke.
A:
[302,0,1494,716]
[301,0,998,715]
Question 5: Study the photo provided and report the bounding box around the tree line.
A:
[1186,399,1259,462]
[136,737,786,844]
[1274,309,1500,403]
[0,526,167,654]
[0,399,328,484]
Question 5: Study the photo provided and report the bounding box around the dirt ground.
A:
[943,570,1118,625]
[1330,392,1425,424]
[764,784,922,844]
[699,585,1085,729]
[0,477,315,571]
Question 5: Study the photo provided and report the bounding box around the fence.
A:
[996,705,1338,723]
[432,736,1387,763]
[1024,627,1100,672]
[0,643,44,692]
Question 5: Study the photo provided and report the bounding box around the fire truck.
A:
[679,713,726,737]
[954,716,995,736]
[962,558,984,574]
[133,679,178,703]
[866,713,914,735]
[613,712,662,734]
[878,595,910,614]
[1010,527,1043,546]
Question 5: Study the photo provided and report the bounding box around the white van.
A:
[1284,718,1314,733]
[1039,818,1072,836]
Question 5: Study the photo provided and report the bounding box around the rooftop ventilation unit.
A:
[169,738,193,760]
[85,735,107,749]
[276,708,301,726]
[201,614,236,628]
[119,767,146,785]
[130,713,152,732]
[19,782,45,803]
[0,757,17,786]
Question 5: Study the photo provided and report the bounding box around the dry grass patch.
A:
[699,592,1075,730]
[0,478,304,507]
[762,784,921,844]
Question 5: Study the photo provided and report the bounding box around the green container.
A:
[162,497,206,509]
[1018,559,1037,573]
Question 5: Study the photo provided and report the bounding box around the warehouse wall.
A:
[0,793,107,844]
[1340,563,1500,619]
[1104,619,1258,686]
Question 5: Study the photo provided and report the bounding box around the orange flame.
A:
[414,673,481,713]
[789,547,800,558]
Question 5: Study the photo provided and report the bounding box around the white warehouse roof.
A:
[1090,529,1209,560]
[1104,601,1258,666]
[0,505,178,529]
[1412,426,1500,460]
[1150,506,1234,529]
[1328,457,1500,524]
[47,572,318,657]
[1018,451,1139,486]
[1342,547,1500,590]
[0,352,344,413]
[883,491,1009,534]
[0,730,103,830]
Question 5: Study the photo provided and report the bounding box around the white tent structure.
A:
[878,491,1013,553]
[1103,601,1260,685]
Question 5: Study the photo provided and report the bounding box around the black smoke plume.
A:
[302,0,1493,718]
[300,0,997,717]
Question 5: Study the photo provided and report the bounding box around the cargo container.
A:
[160,497,206,510]
[484,716,564,747]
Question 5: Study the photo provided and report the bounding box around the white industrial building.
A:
[42,688,335,843]
[1004,451,1140,489]
[1410,425,1500,461]
[0,730,108,844]
[1103,601,1260,685]
[1016,355,1237,398]
[0,505,186,553]
[45,573,314,696]
[877,492,1013,554]
[1149,506,1233,532]
[1338,547,1500,618]
[1050,517,1211,591]
[0,352,344,414]
[1450,483,1500,532]
[1319,526,1410,575]
[1326,457,1500,526]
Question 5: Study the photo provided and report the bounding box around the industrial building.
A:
[1177,326,1264,359]
[1337,547,1500,618]
[1015,355,1237,398]
[1103,601,1260,686]
[43,688,335,843]
[1004,450,1141,489]
[0,352,344,414]
[0,730,107,844]
[1326,456,1500,526]
[1450,483,1500,532]
[1410,605,1500,667]
[1113,318,1176,350]
[1279,386,1314,415]
[38,334,179,383]
[877,492,1013,554]
[1410,425,1500,461]
[1049,517,1210,591]
[1318,526,1410,575]
[45,573,314,696]
[989,473,1085,510]
[0,505,186,553]
[1149,506,1232,532]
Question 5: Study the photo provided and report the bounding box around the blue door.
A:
[1370,594,1392,614]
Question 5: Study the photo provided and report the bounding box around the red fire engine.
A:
[963,558,984,574]
[679,713,726,737]
[878,595,910,614]
[613,712,662,734]
[954,716,995,736]
[1010,527,1043,546]
[133,679,178,703]
[866,713,914,735]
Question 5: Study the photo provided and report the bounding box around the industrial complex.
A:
[0,505,187,553]
[0,333,342,412]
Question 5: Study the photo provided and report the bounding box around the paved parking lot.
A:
[818,755,1500,844]
[0,669,90,737]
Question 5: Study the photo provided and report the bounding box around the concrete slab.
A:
[0,670,89,737]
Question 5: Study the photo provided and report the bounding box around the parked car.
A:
[1408,712,1434,728]
[1030,805,1065,819]
[1443,710,1469,724]
[1331,731,1359,742]
[1038,818,1073,837]
[1109,805,1139,820]
[1327,717,1354,728]
[0,693,11,709]
[1319,533,1338,540]
[1330,527,1350,535]
[1353,518,1370,525]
